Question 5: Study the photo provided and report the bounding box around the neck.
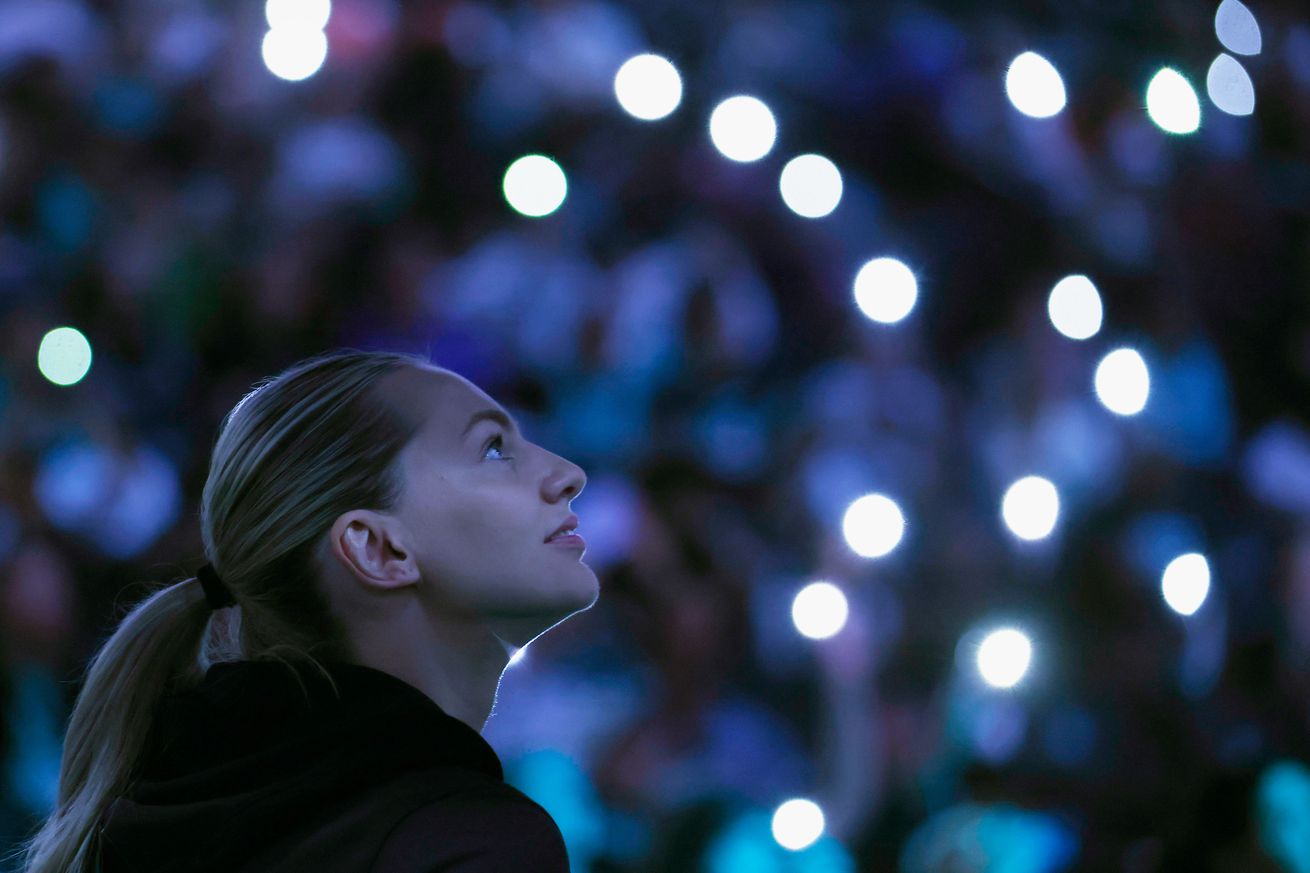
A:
[348,602,512,734]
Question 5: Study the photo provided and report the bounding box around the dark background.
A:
[0,0,1308,870]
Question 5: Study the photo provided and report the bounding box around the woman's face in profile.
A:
[381,366,597,640]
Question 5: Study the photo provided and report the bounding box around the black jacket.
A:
[95,659,569,872]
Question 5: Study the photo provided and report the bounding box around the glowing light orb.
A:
[1162,552,1211,616]
[1001,476,1060,541]
[1146,68,1201,135]
[842,493,906,558]
[771,798,825,851]
[265,0,331,31]
[1094,347,1150,416]
[38,326,93,386]
[779,153,843,218]
[1206,54,1255,116]
[853,257,918,325]
[977,627,1033,689]
[1004,51,1067,118]
[791,581,849,640]
[1215,0,1261,56]
[502,154,567,217]
[708,95,777,162]
[1046,274,1103,340]
[261,27,328,81]
[613,53,683,121]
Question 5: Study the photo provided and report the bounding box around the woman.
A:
[11,348,597,872]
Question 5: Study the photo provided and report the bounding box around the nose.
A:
[550,455,585,500]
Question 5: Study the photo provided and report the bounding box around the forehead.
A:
[378,365,506,441]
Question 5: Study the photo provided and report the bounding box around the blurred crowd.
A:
[1,0,1309,870]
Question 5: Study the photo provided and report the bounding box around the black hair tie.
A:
[196,563,236,610]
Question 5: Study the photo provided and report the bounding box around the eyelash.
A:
[484,433,512,461]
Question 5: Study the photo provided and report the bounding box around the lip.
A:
[544,514,580,543]
[546,533,586,550]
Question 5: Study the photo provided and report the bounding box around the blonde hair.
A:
[10,347,433,873]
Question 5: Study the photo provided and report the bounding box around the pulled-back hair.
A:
[11,347,433,873]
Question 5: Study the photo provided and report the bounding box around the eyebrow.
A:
[460,408,520,440]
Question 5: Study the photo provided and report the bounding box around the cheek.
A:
[411,481,531,553]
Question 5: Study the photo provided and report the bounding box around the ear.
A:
[329,510,420,592]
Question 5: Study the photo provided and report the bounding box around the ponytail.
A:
[9,575,215,873]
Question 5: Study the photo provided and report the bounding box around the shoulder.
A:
[368,783,570,873]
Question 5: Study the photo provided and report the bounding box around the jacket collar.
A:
[133,658,504,794]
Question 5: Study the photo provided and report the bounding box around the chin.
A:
[493,586,599,647]
[549,581,600,620]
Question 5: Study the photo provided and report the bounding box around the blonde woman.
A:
[12,349,597,872]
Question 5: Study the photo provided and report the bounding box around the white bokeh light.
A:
[1207,54,1255,116]
[508,645,528,666]
[613,53,683,121]
[771,798,825,851]
[265,0,331,31]
[1146,68,1201,135]
[1004,51,1067,118]
[779,154,843,218]
[791,581,849,641]
[502,154,567,217]
[977,627,1033,689]
[261,27,328,81]
[1162,553,1211,616]
[1094,347,1150,416]
[853,257,918,325]
[1215,0,1262,56]
[842,493,906,558]
[37,326,92,386]
[1001,476,1060,541]
[708,95,777,162]
[1047,274,1103,340]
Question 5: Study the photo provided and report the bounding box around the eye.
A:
[483,433,512,461]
